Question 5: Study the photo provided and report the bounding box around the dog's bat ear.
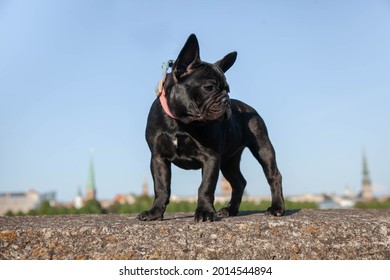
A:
[215,51,237,73]
[173,34,201,82]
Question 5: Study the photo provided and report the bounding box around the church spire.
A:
[141,174,149,197]
[361,151,373,201]
[86,149,96,201]
[362,153,371,184]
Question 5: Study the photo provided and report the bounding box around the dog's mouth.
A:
[175,91,231,125]
[180,91,229,124]
[200,92,230,121]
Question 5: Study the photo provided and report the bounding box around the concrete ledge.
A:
[1,209,389,260]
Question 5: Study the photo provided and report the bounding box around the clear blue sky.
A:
[1,0,389,202]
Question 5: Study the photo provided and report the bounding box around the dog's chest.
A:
[156,132,212,170]
[171,133,200,158]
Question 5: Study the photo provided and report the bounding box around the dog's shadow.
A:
[236,209,301,217]
[163,209,301,221]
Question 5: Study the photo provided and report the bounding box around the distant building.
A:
[74,187,83,209]
[318,151,376,208]
[85,153,97,201]
[113,193,136,204]
[0,190,56,215]
[288,193,326,204]
[72,151,97,208]
[141,175,149,197]
[360,152,373,201]
[343,185,356,199]
[220,176,232,196]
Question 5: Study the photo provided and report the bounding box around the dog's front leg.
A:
[137,155,171,221]
[194,156,220,222]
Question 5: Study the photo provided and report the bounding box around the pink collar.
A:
[156,77,179,120]
[159,85,178,120]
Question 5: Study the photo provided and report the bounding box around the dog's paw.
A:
[137,209,163,221]
[265,206,285,217]
[217,207,238,217]
[194,208,217,222]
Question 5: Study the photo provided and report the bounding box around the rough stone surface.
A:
[0,209,389,260]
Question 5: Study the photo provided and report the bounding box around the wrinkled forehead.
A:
[194,62,227,82]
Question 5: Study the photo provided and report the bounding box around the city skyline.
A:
[1,149,379,204]
[1,1,389,202]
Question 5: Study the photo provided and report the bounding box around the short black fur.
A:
[138,34,284,222]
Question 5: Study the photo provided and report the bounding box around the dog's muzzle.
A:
[201,91,230,121]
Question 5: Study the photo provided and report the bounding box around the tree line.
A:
[5,196,317,216]
[4,195,390,216]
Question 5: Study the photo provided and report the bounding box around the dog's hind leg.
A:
[245,115,285,216]
[218,151,247,217]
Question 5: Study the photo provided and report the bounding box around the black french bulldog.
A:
[138,34,284,222]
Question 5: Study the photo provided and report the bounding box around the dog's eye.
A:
[203,85,215,92]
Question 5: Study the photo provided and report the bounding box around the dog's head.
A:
[163,34,237,124]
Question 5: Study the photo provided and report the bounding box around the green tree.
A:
[79,199,104,214]
[4,210,14,216]
[355,200,390,209]
[27,209,38,216]
[38,200,54,215]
